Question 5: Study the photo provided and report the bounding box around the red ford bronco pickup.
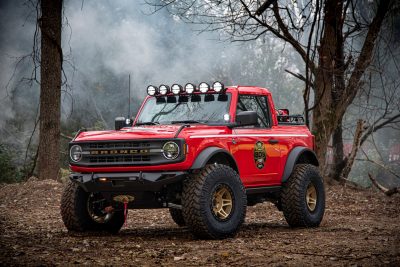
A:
[61,82,325,239]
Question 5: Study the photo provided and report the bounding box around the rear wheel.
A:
[281,164,325,227]
[60,181,125,234]
[182,164,247,239]
[169,208,186,227]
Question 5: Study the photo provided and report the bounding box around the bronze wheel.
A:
[281,164,325,228]
[306,183,317,212]
[212,185,233,220]
[182,164,247,239]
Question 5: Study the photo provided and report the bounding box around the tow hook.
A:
[104,206,114,213]
[113,195,135,227]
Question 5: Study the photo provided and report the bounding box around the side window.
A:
[237,95,271,128]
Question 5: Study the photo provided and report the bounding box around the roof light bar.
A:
[185,83,196,94]
[199,82,210,93]
[171,84,183,95]
[159,84,170,95]
[213,81,225,93]
[147,85,157,96]
[147,82,226,96]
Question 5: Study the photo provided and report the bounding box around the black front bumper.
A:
[70,171,187,193]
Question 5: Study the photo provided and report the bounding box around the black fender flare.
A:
[282,147,319,182]
[190,147,239,173]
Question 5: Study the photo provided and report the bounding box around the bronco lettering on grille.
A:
[90,149,149,155]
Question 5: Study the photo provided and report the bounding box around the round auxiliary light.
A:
[199,82,210,93]
[185,83,196,94]
[171,84,182,95]
[70,145,83,162]
[159,84,169,95]
[162,141,180,160]
[147,85,157,96]
[213,81,225,93]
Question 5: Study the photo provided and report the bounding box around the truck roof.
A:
[227,86,271,95]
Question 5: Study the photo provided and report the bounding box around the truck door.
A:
[231,94,281,187]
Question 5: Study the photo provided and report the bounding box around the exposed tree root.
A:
[368,173,400,196]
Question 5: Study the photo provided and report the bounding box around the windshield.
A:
[136,94,231,124]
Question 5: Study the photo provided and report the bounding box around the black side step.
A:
[245,186,281,195]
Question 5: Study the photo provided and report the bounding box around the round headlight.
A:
[171,84,182,95]
[213,81,225,93]
[162,141,180,160]
[70,145,83,162]
[147,85,157,96]
[159,85,169,95]
[199,82,210,93]
[185,83,196,94]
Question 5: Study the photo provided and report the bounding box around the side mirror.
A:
[235,111,258,127]
[115,117,133,130]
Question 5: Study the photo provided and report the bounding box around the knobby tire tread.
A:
[60,181,86,231]
[169,208,186,227]
[281,164,324,227]
[182,164,246,239]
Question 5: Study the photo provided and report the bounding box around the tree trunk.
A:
[311,0,343,173]
[311,0,391,178]
[330,118,346,181]
[37,0,62,180]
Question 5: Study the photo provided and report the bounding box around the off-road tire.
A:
[182,164,247,239]
[60,181,125,234]
[169,208,186,227]
[281,164,325,227]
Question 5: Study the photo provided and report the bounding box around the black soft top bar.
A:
[277,114,305,125]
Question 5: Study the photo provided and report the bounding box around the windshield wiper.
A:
[135,121,160,126]
[171,120,202,124]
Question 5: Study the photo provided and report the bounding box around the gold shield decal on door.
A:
[254,141,266,169]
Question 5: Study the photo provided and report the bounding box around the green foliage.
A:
[93,120,107,131]
[0,144,21,183]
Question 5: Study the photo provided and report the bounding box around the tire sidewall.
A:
[68,183,124,233]
[303,168,325,225]
[281,164,325,227]
[197,166,246,237]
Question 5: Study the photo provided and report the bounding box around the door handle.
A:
[268,139,279,144]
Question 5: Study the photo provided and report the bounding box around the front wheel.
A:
[169,208,186,227]
[182,164,247,239]
[60,181,125,234]
[281,164,325,227]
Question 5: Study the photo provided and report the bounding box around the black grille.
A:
[88,155,151,163]
[70,139,185,167]
[87,142,151,149]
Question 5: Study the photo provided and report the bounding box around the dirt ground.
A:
[0,178,399,266]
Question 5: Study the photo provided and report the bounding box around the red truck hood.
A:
[74,125,184,141]
[73,125,230,142]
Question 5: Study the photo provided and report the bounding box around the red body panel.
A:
[70,86,314,188]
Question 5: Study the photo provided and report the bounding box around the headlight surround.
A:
[70,145,83,162]
[162,141,180,160]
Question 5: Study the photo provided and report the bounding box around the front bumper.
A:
[70,171,187,193]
